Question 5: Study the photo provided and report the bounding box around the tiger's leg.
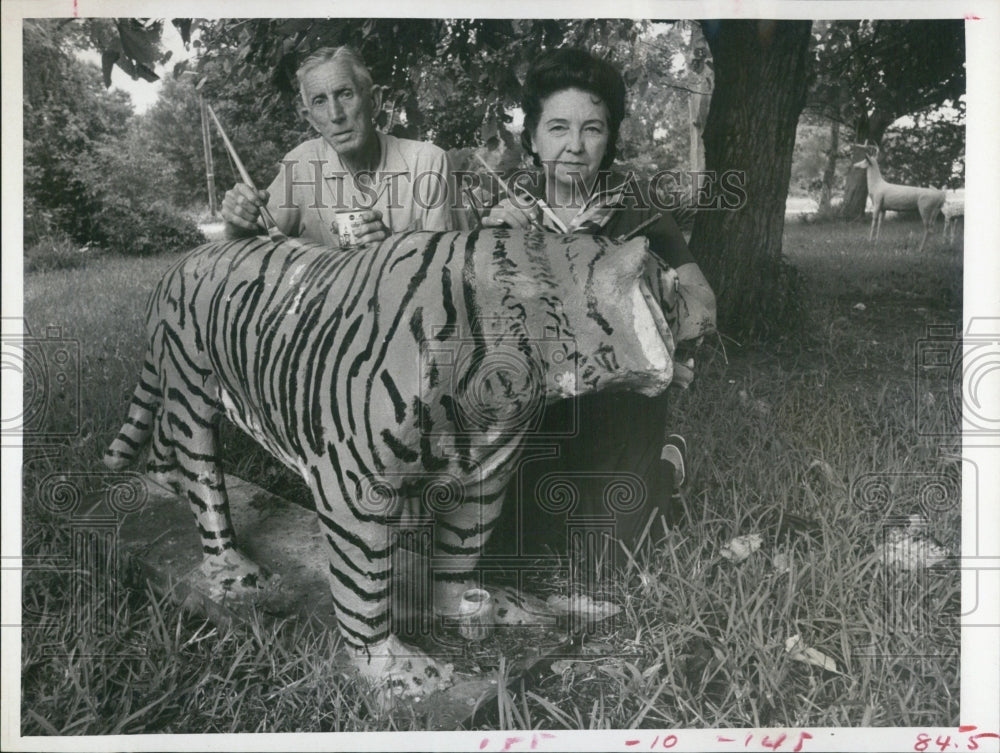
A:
[432,485,556,627]
[156,346,270,598]
[310,474,453,699]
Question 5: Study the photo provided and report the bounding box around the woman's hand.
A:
[480,197,540,229]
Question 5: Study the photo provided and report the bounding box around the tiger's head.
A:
[450,229,676,433]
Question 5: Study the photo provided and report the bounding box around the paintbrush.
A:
[615,212,663,242]
[474,153,558,231]
[205,104,287,243]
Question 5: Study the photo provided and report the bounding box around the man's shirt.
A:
[265,132,463,245]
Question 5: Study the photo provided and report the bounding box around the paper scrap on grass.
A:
[720,533,763,562]
[881,524,950,570]
[545,594,620,620]
[785,634,841,674]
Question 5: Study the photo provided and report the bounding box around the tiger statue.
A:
[105,228,683,699]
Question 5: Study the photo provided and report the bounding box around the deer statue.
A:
[853,144,946,253]
[942,196,964,245]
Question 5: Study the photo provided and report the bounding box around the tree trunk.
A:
[688,90,710,174]
[817,102,839,214]
[689,20,813,338]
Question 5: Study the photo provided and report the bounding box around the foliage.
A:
[807,20,965,141]
[22,19,203,257]
[143,72,305,208]
[805,20,966,218]
[790,119,839,197]
[23,20,134,244]
[879,106,965,190]
[125,19,710,209]
[70,125,205,256]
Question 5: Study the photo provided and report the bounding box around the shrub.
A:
[89,200,205,257]
[71,127,206,256]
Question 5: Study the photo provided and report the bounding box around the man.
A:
[222,46,464,244]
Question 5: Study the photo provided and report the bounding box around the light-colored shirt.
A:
[264,132,464,245]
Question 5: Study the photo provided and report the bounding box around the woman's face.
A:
[530,87,610,200]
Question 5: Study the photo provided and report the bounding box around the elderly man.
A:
[222,46,463,244]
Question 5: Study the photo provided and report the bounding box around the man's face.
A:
[300,59,378,165]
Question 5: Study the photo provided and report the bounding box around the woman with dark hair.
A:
[483,48,716,560]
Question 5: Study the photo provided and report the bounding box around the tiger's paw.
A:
[353,635,455,700]
[199,548,276,601]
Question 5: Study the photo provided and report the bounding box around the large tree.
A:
[689,20,814,338]
[807,20,965,219]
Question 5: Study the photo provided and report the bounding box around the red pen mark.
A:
[793,732,813,752]
[73,0,78,17]
[718,738,735,743]
[626,742,641,747]
[964,14,981,19]
[480,739,490,750]
[960,726,978,733]
[502,737,524,752]
[762,733,788,750]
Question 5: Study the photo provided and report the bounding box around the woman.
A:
[482,48,716,560]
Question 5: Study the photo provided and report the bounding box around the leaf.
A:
[116,19,159,68]
[134,62,160,83]
[881,521,950,570]
[172,19,193,47]
[785,634,842,674]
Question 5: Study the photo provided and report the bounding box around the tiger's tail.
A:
[103,354,160,470]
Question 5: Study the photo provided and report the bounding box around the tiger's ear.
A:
[600,237,650,283]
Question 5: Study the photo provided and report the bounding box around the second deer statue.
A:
[853,145,946,253]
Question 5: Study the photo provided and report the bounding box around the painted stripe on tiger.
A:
[105,229,680,692]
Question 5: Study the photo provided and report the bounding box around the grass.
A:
[17,216,962,732]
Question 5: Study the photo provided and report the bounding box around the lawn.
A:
[17,216,962,732]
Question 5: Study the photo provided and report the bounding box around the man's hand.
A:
[350,209,390,246]
[480,197,539,229]
[222,183,268,236]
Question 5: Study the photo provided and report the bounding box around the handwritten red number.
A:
[936,736,952,751]
[915,733,932,752]
[762,733,788,750]
[793,732,813,753]
[969,732,1000,750]
[661,734,678,748]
